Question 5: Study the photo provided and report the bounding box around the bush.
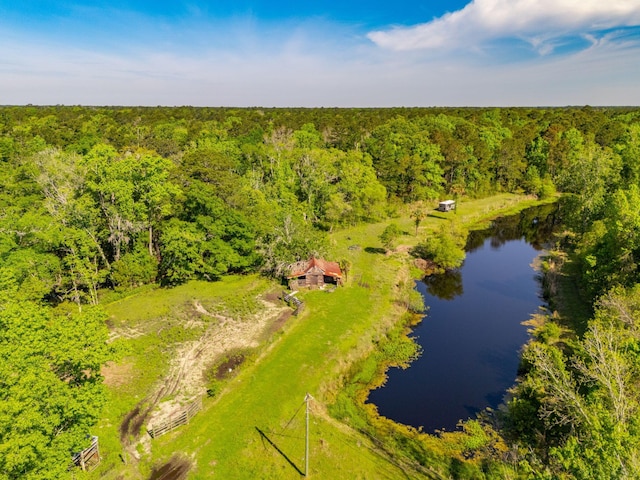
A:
[379,223,402,250]
[111,248,158,288]
[413,222,467,270]
[539,174,556,199]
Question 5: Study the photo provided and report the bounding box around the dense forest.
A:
[2,105,640,478]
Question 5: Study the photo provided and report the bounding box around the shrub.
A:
[111,247,158,288]
[412,222,467,270]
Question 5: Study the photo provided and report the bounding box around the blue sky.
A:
[1,1,640,106]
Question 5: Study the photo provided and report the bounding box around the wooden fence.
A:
[147,398,202,439]
[71,436,100,472]
[283,291,304,315]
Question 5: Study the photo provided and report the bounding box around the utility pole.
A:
[305,393,312,477]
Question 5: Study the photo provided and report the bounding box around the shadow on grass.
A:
[255,427,304,476]
[147,455,191,480]
[364,247,387,255]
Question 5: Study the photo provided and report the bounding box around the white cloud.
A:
[367,0,640,53]
[1,31,638,107]
[0,8,639,107]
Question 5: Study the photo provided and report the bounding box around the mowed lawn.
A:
[99,194,549,479]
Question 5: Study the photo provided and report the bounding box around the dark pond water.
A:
[367,203,560,433]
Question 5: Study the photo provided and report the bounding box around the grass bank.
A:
[91,194,553,479]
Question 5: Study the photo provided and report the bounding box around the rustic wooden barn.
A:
[287,257,343,289]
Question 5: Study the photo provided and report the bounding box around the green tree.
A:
[110,241,158,288]
[32,148,111,306]
[409,201,427,236]
[158,219,206,284]
[429,115,494,196]
[1,249,61,301]
[129,149,181,257]
[576,185,640,296]
[293,123,323,149]
[82,144,142,263]
[525,135,550,177]
[292,148,336,221]
[556,131,622,226]
[257,210,328,277]
[412,222,467,270]
[366,117,444,202]
[508,283,640,479]
[493,134,527,191]
[539,174,556,199]
[523,165,543,196]
[379,223,402,251]
[324,150,386,227]
[179,129,244,206]
[619,123,640,187]
[0,271,110,479]
[159,182,257,284]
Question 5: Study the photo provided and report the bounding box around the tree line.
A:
[2,105,640,478]
[2,105,638,303]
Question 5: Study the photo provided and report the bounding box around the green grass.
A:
[91,194,553,479]
[103,277,270,327]
[152,285,411,479]
[92,276,277,479]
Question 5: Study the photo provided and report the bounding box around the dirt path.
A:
[108,325,145,342]
[116,294,291,461]
[150,298,288,418]
[147,455,191,480]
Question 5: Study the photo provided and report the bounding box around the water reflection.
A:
[368,203,561,433]
[427,203,560,303]
[467,202,559,253]
[424,270,463,301]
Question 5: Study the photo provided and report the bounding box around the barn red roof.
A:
[287,257,342,279]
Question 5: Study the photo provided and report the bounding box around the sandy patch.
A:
[148,297,288,424]
[115,291,292,463]
[108,326,144,343]
[102,360,134,388]
[113,290,292,464]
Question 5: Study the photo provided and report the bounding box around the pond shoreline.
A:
[329,196,559,470]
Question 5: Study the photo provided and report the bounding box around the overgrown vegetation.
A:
[2,105,640,478]
[412,221,468,272]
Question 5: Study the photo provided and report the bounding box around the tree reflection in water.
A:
[425,202,561,302]
[424,270,463,300]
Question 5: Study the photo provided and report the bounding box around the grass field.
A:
[91,194,553,479]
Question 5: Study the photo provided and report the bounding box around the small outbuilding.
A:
[438,199,456,212]
[287,257,343,289]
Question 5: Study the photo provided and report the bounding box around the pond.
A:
[367,203,560,433]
